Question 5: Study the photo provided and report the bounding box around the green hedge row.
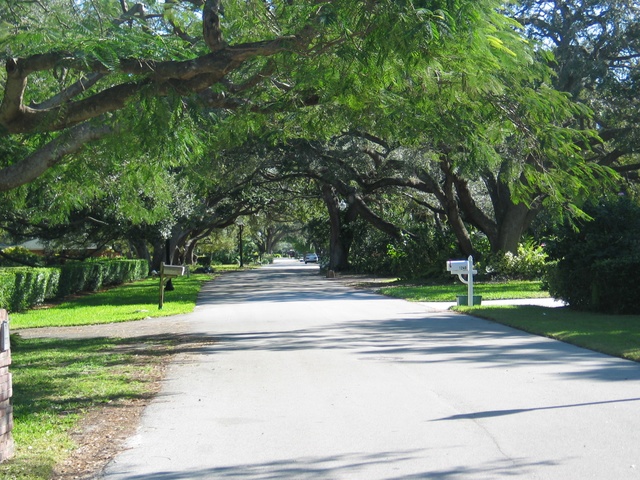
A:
[0,259,149,313]
[545,197,640,314]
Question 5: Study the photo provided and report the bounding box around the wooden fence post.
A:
[0,310,14,462]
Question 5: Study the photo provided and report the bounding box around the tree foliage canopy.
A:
[2,0,635,271]
[514,0,640,177]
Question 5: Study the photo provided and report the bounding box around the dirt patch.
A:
[51,384,162,480]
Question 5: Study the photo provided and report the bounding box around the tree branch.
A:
[0,122,114,191]
[29,73,106,111]
[1,34,309,134]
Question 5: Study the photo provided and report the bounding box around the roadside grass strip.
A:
[10,274,214,330]
[380,280,549,302]
[454,305,640,363]
[380,281,640,363]
[0,336,176,480]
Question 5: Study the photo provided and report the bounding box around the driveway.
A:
[101,260,640,479]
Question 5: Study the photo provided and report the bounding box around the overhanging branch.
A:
[0,122,114,191]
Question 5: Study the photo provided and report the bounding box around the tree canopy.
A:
[514,0,640,180]
[2,0,636,272]
[1,0,503,190]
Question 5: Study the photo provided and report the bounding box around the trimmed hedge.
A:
[0,259,149,312]
[590,256,640,314]
[546,197,640,314]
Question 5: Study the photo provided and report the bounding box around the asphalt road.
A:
[100,259,640,479]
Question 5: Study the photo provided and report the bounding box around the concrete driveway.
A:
[101,259,640,479]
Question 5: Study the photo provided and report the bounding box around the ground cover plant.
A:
[455,305,640,363]
[379,281,549,302]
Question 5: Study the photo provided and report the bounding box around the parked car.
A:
[304,253,318,264]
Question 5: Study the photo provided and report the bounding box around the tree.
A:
[513,0,640,179]
[247,0,615,258]
[0,0,322,191]
[0,0,491,192]
[4,0,616,271]
[546,195,640,313]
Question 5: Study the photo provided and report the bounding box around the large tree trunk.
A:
[129,238,150,263]
[266,228,288,254]
[322,184,351,271]
[184,239,198,266]
[172,229,192,264]
[495,201,540,253]
[150,236,179,271]
[413,158,476,258]
[150,239,165,271]
[438,163,475,257]
[482,168,542,254]
[443,196,475,257]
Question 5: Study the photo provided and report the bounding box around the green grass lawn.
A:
[380,280,549,302]
[10,274,214,330]
[1,335,181,480]
[0,270,227,479]
[455,305,640,362]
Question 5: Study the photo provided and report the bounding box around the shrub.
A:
[0,267,60,312]
[261,254,276,265]
[348,221,459,279]
[0,259,149,312]
[0,272,15,311]
[58,259,148,297]
[0,246,45,267]
[545,197,640,314]
[483,241,548,280]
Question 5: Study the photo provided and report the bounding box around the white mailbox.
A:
[446,260,469,273]
[159,262,186,309]
[446,256,479,306]
[161,264,186,277]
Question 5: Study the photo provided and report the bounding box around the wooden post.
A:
[159,263,166,309]
[0,310,14,462]
[159,263,186,309]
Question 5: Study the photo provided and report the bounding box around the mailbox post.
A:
[159,262,186,309]
[446,255,478,306]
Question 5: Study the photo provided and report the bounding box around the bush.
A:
[0,246,45,267]
[0,267,60,312]
[545,197,640,314]
[0,259,149,312]
[348,221,459,279]
[261,254,276,265]
[58,259,148,297]
[0,272,15,311]
[483,241,548,280]
[57,262,101,297]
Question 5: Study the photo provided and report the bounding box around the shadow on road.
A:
[108,450,557,479]
[196,266,389,305]
[197,314,640,383]
[433,397,640,421]
[188,265,640,384]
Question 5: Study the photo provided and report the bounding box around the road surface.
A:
[101,259,640,479]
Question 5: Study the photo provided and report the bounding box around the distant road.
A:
[102,259,640,479]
